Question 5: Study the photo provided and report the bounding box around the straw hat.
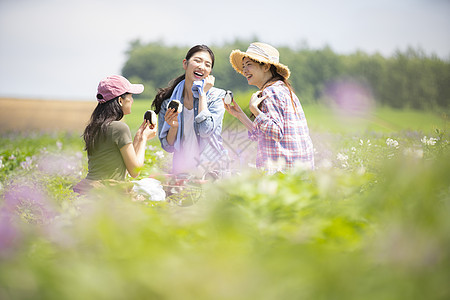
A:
[229,42,290,79]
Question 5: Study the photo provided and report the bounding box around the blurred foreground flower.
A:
[324,79,375,118]
[337,153,349,168]
[154,151,165,159]
[0,208,21,257]
[403,148,424,159]
[386,138,399,149]
[421,136,438,146]
[20,156,33,170]
[359,139,371,146]
[37,153,82,177]
[2,178,55,225]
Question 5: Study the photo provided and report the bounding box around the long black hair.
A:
[152,45,215,114]
[83,95,125,155]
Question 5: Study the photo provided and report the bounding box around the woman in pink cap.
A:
[74,75,157,194]
[225,42,314,173]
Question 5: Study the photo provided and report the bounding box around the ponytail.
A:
[262,65,298,114]
[152,74,185,114]
[152,44,215,114]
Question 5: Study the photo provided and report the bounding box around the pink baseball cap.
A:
[96,75,144,103]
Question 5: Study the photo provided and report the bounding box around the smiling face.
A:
[242,57,271,89]
[183,51,213,83]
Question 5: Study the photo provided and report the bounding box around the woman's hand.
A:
[224,97,255,131]
[224,97,244,118]
[249,91,268,117]
[142,120,157,141]
[164,107,179,128]
[202,75,215,94]
[136,120,157,141]
[126,120,158,178]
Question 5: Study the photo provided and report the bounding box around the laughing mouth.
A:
[194,71,204,78]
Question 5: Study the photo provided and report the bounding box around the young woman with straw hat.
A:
[225,42,314,172]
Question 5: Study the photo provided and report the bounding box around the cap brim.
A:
[128,84,144,95]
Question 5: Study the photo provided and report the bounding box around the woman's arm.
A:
[157,100,177,153]
[224,98,254,131]
[252,91,285,142]
[195,88,226,137]
[225,99,254,131]
[120,121,157,178]
[164,109,179,146]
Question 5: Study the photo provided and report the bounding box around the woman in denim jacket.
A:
[152,45,227,176]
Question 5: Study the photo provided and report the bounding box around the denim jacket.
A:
[158,87,227,171]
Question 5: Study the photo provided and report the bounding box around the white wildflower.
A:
[351,147,357,153]
[421,136,438,146]
[8,154,16,160]
[337,153,348,161]
[154,151,164,159]
[337,153,349,168]
[56,141,63,150]
[386,138,399,149]
[147,145,157,151]
[359,139,371,146]
[20,156,33,170]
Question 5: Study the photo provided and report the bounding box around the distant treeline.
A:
[122,40,450,110]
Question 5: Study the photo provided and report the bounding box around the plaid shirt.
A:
[248,81,314,171]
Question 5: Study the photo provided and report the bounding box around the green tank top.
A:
[86,121,132,181]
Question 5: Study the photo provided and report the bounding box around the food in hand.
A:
[224,90,233,105]
[144,110,157,125]
[168,99,182,113]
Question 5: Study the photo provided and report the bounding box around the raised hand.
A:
[249,91,268,116]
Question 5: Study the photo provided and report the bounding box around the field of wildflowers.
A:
[0,105,449,299]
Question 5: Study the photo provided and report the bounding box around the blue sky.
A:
[0,0,449,100]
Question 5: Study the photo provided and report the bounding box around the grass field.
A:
[1,96,447,135]
[1,96,449,299]
[128,95,448,134]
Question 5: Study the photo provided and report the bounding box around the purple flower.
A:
[0,208,21,257]
[2,179,55,225]
[37,154,82,177]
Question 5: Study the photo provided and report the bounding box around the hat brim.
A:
[127,84,144,95]
[229,50,291,80]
